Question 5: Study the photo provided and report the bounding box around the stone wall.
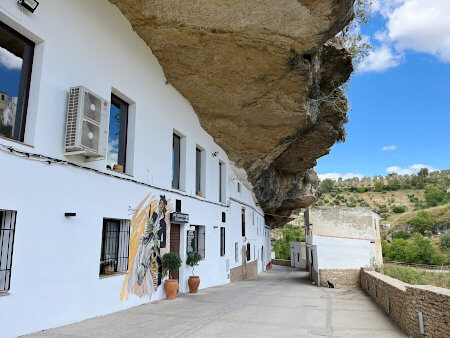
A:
[230,260,258,282]
[361,269,450,337]
[272,259,291,267]
[319,269,360,287]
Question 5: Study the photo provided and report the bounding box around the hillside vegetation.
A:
[314,169,450,266]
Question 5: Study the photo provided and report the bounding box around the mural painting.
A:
[120,194,172,301]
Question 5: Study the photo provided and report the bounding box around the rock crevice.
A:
[111,0,355,227]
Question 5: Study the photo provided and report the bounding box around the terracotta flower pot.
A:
[164,279,178,300]
[188,276,200,293]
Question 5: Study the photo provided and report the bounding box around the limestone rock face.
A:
[111,0,355,227]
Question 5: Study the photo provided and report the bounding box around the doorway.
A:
[170,224,180,281]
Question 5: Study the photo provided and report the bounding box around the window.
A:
[172,134,181,189]
[237,182,241,193]
[241,207,246,236]
[220,227,225,256]
[187,225,205,258]
[100,219,130,276]
[234,242,238,262]
[0,210,16,292]
[246,243,251,261]
[196,147,202,195]
[176,199,181,212]
[0,22,34,142]
[221,212,226,223]
[107,94,128,172]
[219,161,225,203]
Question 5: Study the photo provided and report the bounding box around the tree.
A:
[392,205,407,213]
[424,184,447,207]
[392,230,411,240]
[387,239,409,261]
[409,211,436,234]
[406,234,445,265]
[440,231,450,250]
[320,179,335,193]
[418,168,429,177]
[273,224,305,260]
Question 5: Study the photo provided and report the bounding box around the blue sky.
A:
[316,0,450,180]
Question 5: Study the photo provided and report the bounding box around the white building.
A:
[290,242,306,269]
[0,1,271,336]
[304,207,382,287]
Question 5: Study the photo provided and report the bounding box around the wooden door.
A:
[170,224,180,281]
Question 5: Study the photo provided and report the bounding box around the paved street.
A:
[28,266,405,337]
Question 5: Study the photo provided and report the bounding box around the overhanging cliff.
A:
[110,0,355,227]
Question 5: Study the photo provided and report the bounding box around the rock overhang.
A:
[110,0,355,227]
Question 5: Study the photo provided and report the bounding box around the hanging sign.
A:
[170,212,189,224]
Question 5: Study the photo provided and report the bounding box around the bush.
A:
[380,265,449,288]
[392,230,411,240]
[392,205,407,213]
[186,251,202,276]
[440,231,450,250]
[162,252,182,279]
[424,184,447,206]
[409,211,436,234]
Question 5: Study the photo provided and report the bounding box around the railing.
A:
[383,260,450,271]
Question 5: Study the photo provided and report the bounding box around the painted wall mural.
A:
[120,194,172,301]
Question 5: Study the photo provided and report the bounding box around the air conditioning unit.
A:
[64,86,109,160]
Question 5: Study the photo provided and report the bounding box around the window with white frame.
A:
[234,242,238,262]
[100,218,130,276]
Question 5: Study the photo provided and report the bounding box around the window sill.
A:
[99,271,127,279]
[0,291,10,297]
[106,168,133,178]
[0,135,34,148]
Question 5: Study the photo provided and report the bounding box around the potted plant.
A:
[162,252,182,300]
[186,251,202,293]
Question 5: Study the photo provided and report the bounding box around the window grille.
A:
[0,210,17,292]
[100,219,130,276]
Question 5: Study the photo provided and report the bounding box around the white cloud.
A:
[386,164,437,175]
[318,173,364,181]
[0,47,22,70]
[107,139,119,167]
[360,0,450,73]
[358,44,402,73]
[387,0,450,62]
[382,145,398,151]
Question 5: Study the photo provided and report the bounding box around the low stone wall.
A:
[361,269,450,337]
[319,269,360,287]
[230,260,258,282]
[272,259,291,267]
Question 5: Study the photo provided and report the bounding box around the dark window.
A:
[221,212,226,223]
[234,242,238,262]
[187,225,205,259]
[176,199,181,212]
[237,182,241,193]
[241,208,246,236]
[0,210,16,292]
[219,161,225,203]
[195,147,202,196]
[246,243,251,261]
[100,219,130,276]
[172,134,181,189]
[0,21,34,142]
[220,227,225,256]
[107,94,128,172]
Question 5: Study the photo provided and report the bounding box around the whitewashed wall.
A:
[0,1,269,337]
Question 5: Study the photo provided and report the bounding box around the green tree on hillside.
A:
[418,168,429,177]
[406,234,445,265]
[424,184,447,207]
[273,224,305,260]
[409,211,436,234]
[320,179,335,193]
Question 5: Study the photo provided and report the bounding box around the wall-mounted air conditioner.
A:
[64,86,109,160]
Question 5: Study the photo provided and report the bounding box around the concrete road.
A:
[28,266,405,337]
